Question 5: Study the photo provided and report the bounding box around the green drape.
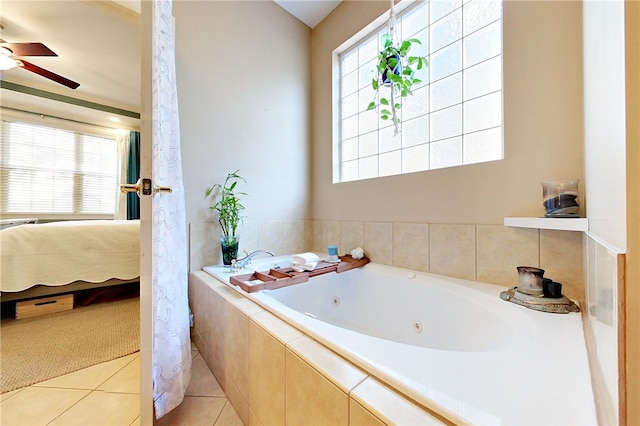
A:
[126,131,140,220]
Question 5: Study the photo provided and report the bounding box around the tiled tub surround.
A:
[194,256,596,425]
[189,221,584,303]
[189,270,444,425]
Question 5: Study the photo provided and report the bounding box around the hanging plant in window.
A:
[367,0,428,136]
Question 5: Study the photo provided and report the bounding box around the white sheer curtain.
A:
[115,130,130,220]
[151,0,192,418]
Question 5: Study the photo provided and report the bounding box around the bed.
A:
[0,220,140,302]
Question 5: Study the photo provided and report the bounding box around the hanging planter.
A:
[381,53,401,86]
[367,1,428,136]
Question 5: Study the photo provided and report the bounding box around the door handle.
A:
[120,178,172,196]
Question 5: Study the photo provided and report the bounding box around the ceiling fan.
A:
[0,37,80,90]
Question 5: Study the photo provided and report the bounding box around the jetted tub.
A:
[204,254,597,425]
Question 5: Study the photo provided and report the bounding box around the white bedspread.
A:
[1,220,140,292]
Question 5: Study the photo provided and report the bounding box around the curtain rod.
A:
[1,106,140,134]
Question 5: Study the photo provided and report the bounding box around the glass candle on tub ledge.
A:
[541,179,580,217]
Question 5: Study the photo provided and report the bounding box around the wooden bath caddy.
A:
[229,254,370,293]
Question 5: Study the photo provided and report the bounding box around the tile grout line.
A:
[45,389,94,426]
[51,354,141,425]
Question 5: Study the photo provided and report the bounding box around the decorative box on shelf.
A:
[503,217,589,232]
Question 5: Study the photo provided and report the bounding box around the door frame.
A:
[139,1,153,423]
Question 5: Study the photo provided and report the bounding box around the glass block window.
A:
[0,120,118,216]
[335,0,503,182]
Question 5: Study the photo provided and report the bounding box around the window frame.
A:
[332,0,504,184]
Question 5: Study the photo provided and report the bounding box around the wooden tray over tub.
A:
[229,254,369,293]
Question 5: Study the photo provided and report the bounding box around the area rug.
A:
[1,297,139,393]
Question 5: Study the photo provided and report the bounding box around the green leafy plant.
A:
[366,30,427,136]
[206,170,246,244]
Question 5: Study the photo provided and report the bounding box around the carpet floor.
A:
[1,297,139,393]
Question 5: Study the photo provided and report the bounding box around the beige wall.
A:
[174,1,312,228]
[310,0,584,224]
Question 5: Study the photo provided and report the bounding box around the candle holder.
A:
[541,179,580,217]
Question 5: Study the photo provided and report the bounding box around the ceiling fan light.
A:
[0,53,17,70]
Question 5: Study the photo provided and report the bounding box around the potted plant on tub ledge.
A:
[206,170,246,266]
[367,0,428,136]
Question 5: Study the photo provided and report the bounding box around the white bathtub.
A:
[204,254,597,425]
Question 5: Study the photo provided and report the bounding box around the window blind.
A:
[0,120,117,215]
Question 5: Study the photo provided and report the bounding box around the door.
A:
[139,1,191,423]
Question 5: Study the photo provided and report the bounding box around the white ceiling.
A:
[273,0,341,29]
[0,0,339,130]
[0,1,142,129]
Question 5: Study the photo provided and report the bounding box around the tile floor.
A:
[0,342,241,426]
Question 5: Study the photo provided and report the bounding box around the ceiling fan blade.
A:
[19,60,80,89]
[0,42,57,57]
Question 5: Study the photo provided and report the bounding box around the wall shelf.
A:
[504,217,589,232]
